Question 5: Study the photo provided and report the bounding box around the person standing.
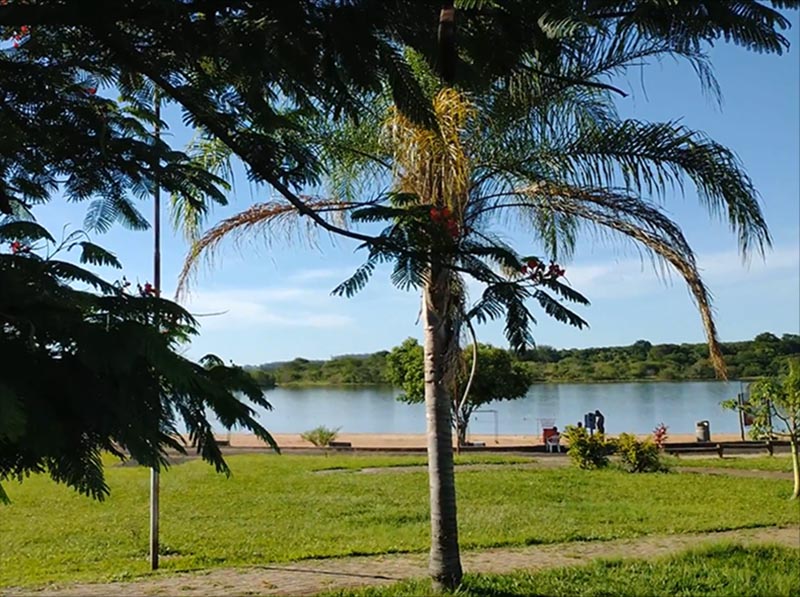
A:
[594,410,605,435]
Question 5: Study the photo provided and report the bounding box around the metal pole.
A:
[149,90,162,571]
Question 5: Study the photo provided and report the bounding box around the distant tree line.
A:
[248,352,389,387]
[519,333,800,382]
[248,333,800,387]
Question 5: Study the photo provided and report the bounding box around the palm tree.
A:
[3,4,796,589]
[175,32,770,587]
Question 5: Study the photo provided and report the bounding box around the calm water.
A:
[222,381,747,437]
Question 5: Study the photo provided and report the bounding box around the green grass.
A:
[309,453,534,471]
[1,454,796,588]
[665,454,794,472]
[323,543,800,597]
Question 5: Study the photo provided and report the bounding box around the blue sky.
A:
[35,24,800,365]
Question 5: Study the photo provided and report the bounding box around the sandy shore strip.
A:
[217,431,747,450]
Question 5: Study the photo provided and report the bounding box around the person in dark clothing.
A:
[594,410,605,434]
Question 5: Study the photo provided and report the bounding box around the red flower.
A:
[86,87,97,96]
[20,26,29,35]
[520,265,528,275]
[441,207,452,219]
[430,207,441,222]
[527,259,538,269]
[10,241,22,254]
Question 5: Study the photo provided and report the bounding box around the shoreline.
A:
[270,379,751,390]
[217,431,748,450]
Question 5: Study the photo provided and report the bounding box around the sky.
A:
[34,20,800,366]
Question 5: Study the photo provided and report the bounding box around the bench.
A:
[328,441,352,449]
[665,444,723,457]
[665,441,776,458]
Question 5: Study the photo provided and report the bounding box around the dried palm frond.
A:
[386,88,473,216]
[176,198,352,300]
[516,182,727,378]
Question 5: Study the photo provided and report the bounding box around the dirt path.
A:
[7,526,798,597]
[675,467,793,480]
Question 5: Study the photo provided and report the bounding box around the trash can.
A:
[695,420,710,442]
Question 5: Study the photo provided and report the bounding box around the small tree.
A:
[0,222,276,503]
[723,358,800,499]
[301,426,341,448]
[387,339,533,446]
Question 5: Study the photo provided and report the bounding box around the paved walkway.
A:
[7,526,798,597]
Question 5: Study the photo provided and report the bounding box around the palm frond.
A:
[176,198,352,299]
[514,182,727,377]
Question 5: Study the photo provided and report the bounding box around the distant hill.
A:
[247,333,800,386]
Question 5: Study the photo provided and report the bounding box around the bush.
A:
[652,423,669,450]
[616,433,668,473]
[301,426,341,447]
[564,425,613,469]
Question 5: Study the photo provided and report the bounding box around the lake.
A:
[224,381,748,437]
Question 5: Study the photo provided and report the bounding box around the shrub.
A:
[301,426,341,447]
[652,423,669,450]
[564,425,613,469]
[616,433,668,473]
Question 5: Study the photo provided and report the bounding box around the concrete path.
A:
[7,526,798,597]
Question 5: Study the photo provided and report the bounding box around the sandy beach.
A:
[217,431,746,450]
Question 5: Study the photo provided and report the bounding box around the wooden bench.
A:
[665,441,776,458]
[328,441,353,449]
[665,444,724,457]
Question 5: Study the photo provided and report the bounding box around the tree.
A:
[723,359,800,499]
[0,221,276,504]
[178,45,781,589]
[388,339,533,445]
[4,1,798,590]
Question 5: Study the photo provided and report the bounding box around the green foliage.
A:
[520,334,800,382]
[248,333,800,387]
[247,368,277,389]
[325,544,800,597]
[255,352,390,386]
[723,358,800,497]
[564,425,614,470]
[301,426,341,448]
[1,454,797,588]
[385,339,426,402]
[386,339,533,443]
[615,433,667,473]
[0,223,276,502]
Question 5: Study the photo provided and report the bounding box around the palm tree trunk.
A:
[422,267,463,590]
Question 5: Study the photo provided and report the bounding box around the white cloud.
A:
[561,245,799,299]
[181,286,353,329]
[288,267,355,283]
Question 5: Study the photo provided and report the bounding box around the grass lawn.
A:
[1,453,796,588]
[322,543,800,597]
[665,454,795,472]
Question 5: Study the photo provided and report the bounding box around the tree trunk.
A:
[456,416,468,447]
[422,269,463,590]
[791,440,799,500]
